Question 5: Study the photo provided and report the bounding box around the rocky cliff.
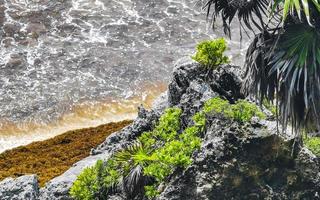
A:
[0,59,319,200]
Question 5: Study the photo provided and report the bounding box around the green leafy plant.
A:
[203,96,231,115]
[232,99,266,122]
[202,97,266,123]
[114,142,153,198]
[138,108,182,148]
[192,38,230,68]
[140,109,202,197]
[70,107,203,199]
[70,160,110,200]
[193,112,206,132]
[144,185,160,198]
[304,136,320,156]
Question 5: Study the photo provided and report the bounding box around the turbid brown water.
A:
[0,0,250,152]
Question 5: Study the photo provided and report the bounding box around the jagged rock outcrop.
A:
[158,119,320,200]
[0,175,39,200]
[0,59,319,200]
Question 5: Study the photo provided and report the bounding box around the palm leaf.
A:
[271,24,320,131]
[242,31,278,102]
[244,23,320,133]
[269,24,320,130]
[272,0,320,26]
[114,142,154,198]
[203,0,271,36]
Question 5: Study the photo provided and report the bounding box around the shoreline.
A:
[0,82,167,153]
[0,120,132,187]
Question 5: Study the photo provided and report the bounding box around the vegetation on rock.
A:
[191,38,229,68]
[0,120,131,187]
[200,97,266,123]
[304,136,320,156]
[70,107,204,199]
[70,97,268,199]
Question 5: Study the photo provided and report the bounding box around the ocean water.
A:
[0,0,250,152]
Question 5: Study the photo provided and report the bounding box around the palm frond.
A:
[203,0,271,36]
[243,23,320,133]
[269,24,320,131]
[242,31,278,101]
[114,142,153,198]
[271,0,320,26]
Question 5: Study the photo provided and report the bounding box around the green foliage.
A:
[304,136,320,156]
[202,97,266,123]
[138,108,182,148]
[103,159,121,188]
[193,112,206,129]
[114,142,152,170]
[140,109,202,197]
[192,38,229,68]
[70,99,266,199]
[70,107,203,199]
[70,160,108,200]
[204,0,320,134]
[232,100,266,122]
[144,162,172,183]
[179,126,202,148]
[203,97,231,115]
[272,0,320,25]
[144,185,160,198]
[266,24,320,131]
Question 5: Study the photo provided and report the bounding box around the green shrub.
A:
[202,97,266,123]
[70,160,107,200]
[192,38,230,68]
[140,109,202,197]
[203,97,231,115]
[144,185,160,198]
[304,137,320,156]
[102,159,121,188]
[70,107,203,199]
[138,108,182,148]
[193,112,206,129]
[232,99,266,122]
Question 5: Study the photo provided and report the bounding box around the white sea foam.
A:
[0,0,249,152]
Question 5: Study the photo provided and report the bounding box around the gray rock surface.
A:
[158,118,320,200]
[0,175,39,200]
[0,60,319,200]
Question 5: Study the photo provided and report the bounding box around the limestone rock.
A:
[0,175,39,200]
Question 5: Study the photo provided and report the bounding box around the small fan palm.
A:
[114,142,154,198]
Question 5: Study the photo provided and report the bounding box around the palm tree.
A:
[203,0,320,140]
